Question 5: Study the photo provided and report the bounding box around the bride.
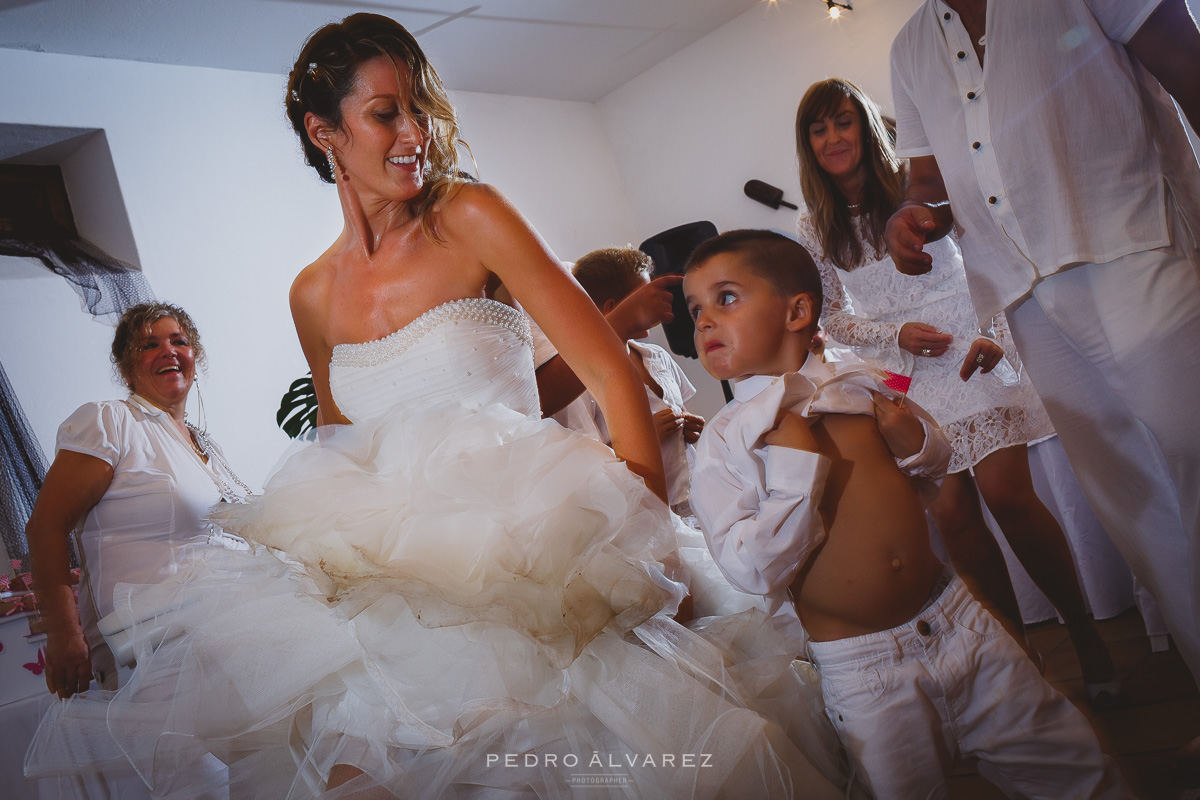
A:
[27,14,847,799]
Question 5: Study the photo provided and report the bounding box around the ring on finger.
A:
[976,352,986,364]
[921,348,932,357]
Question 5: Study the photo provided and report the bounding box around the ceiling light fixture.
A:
[825,0,852,19]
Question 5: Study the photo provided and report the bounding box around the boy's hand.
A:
[681,412,705,444]
[607,275,681,340]
[959,338,1004,381]
[872,392,925,460]
[653,408,683,442]
[765,410,819,452]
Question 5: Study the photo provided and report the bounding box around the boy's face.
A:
[684,253,808,382]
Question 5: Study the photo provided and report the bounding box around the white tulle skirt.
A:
[26,401,849,798]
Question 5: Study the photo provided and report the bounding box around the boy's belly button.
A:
[891,557,903,570]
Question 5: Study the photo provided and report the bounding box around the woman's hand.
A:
[959,338,1005,381]
[26,450,113,698]
[872,392,925,460]
[44,625,93,699]
[681,412,705,444]
[899,322,953,358]
[653,408,683,442]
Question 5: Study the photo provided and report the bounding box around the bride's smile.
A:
[322,55,432,205]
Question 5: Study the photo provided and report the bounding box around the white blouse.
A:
[56,396,247,642]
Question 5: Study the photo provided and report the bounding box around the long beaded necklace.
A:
[184,421,253,502]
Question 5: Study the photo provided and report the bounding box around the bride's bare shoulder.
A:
[290,254,336,318]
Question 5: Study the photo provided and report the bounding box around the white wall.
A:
[0,49,637,487]
[597,0,924,418]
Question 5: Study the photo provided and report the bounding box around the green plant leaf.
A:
[277,373,318,439]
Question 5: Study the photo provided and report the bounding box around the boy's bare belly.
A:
[791,413,942,642]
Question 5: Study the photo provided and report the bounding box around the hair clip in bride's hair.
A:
[307,62,319,77]
[290,88,300,102]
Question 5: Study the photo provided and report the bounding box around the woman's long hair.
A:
[795,79,905,270]
[285,13,466,241]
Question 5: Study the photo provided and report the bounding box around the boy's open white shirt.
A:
[691,353,952,624]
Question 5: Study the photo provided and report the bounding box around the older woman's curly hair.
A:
[111,302,206,390]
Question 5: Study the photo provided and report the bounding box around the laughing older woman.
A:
[25,302,250,697]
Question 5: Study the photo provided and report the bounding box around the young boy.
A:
[556,247,703,516]
[683,230,1129,799]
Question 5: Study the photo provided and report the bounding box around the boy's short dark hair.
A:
[685,229,823,318]
[572,247,654,308]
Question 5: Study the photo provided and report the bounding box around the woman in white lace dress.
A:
[794,78,1117,704]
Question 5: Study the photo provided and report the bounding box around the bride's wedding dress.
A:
[27,298,847,798]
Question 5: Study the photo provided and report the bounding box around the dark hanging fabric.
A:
[0,236,154,322]
[0,359,63,573]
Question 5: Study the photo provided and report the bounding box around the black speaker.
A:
[638,221,718,360]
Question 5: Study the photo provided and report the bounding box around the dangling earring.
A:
[191,377,209,436]
[326,146,338,179]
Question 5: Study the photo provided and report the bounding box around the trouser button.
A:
[916,620,932,636]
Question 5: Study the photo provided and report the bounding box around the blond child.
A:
[684,229,1129,799]
[556,247,703,516]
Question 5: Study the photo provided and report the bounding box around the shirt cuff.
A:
[895,417,950,478]
[895,144,934,159]
[765,446,831,493]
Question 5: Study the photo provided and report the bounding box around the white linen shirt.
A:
[690,356,950,620]
[57,396,247,630]
[891,0,1200,321]
[554,340,698,512]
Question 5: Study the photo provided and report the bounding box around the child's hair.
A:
[572,247,654,308]
[685,229,823,319]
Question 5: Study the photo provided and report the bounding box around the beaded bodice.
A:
[328,298,538,423]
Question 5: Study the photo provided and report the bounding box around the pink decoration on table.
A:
[24,649,45,676]
[0,574,9,591]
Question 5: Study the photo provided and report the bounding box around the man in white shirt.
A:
[885,0,1200,731]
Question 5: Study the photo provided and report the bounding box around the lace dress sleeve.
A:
[796,213,901,351]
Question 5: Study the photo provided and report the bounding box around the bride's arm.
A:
[290,266,349,429]
[443,184,667,501]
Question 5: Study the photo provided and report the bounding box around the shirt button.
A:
[944,11,952,20]
[967,91,976,100]
[957,51,966,59]
[972,141,981,150]
[917,620,932,636]
[988,196,998,205]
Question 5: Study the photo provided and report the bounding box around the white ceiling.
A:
[0,0,768,102]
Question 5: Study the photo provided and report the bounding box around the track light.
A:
[825,0,852,19]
